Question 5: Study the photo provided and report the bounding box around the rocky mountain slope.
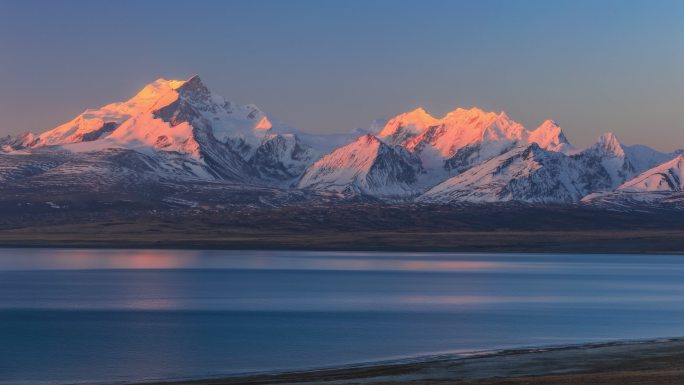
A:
[419,144,604,203]
[582,155,684,208]
[620,154,684,193]
[297,134,423,197]
[1,75,348,184]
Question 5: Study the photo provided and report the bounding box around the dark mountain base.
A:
[0,203,683,253]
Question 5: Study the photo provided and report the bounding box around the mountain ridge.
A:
[1,75,682,209]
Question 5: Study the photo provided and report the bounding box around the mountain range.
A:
[1,75,682,211]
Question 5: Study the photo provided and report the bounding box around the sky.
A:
[0,0,682,151]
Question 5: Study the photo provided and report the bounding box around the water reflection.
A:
[0,249,520,272]
[3,250,684,384]
[0,249,200,270]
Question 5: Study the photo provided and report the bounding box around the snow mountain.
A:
[1,75,682,208]
[378,107,439,146]
[619,154,684,193]
[582,155,684,208]
[297,134,423,197]
[2,76,337,183]
[418,144,609,204]
[417,133,681,205]
[573,132,679,189]
[250,133,316,181]
[378,107,573,174]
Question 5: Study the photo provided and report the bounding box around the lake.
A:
[2,249,684,384]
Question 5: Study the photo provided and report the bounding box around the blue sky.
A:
[0,0,682,150]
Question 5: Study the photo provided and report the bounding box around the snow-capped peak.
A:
[391,107,437,126]
[133,77,188,100]
[402,106,526,161]
[30,77,190,148]
[26,75,209,148]
[6,75,682,205]
[377,107,438,145]
[21,75,274,155]
[297,134,422,197]
[594,132,625,157]
[618,154,684,193]
[255,116,273,130]
[529,120,573,153]
[442,106,499,122]
[535,119,561,131]
[320,133,385,163]
[378,106,576,159]
[418,143,597,203]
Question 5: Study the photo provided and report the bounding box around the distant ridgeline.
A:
[1,75,683,210]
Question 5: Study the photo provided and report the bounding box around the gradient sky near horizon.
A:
[0,0,683,150]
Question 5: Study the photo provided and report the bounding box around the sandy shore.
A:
[144,338,684,385]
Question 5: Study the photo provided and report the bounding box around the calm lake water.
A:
[2,249,684,384]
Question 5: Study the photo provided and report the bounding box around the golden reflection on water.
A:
[244,256,510,271]
[53,250,198,269]
[10,249,201,270]
[0,249,516,272]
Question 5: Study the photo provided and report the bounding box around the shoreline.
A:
[140,337,684,384]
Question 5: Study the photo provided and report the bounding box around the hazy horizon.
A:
[1,0,683,151]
